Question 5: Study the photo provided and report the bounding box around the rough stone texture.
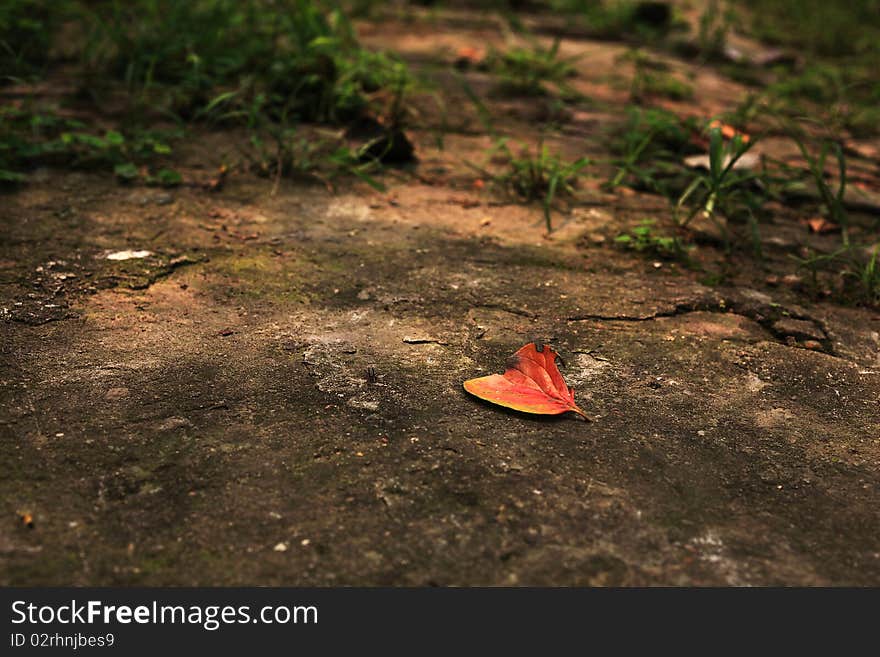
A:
[772,318,827,342]
[1,169,878,586]
[1,10,879,586]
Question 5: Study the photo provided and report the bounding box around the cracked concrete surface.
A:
[2,10,880,586]
[2,170,878,586]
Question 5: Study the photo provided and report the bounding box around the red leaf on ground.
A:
[463,343,590,420]
[456,46,484,65]
[804,217,840,234]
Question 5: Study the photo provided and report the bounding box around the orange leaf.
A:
[456,46,484,63]
[804,217,839,234]
[463,343,590,420]
[708,119,750,143]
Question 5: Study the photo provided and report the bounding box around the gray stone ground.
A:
[1,12,879,585]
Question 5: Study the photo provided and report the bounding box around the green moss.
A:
[207,251,313,304]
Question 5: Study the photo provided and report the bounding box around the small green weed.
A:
[789,128,850,245]
[488,38,580,98]
[474,138,590,232]
[769,64,845,105]
[0,105,179,184]
[606,107,696,194]
[676,124,761,246]
[615,219,689,259]
[244,123,385,193]
[695,0,737,61]
[791,244,880,307]
[782,125,878,305]
[855,246,880,305]
[625,49,693,102]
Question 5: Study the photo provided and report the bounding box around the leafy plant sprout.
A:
[0,104,180,184]
[675,123,758,245]
[789,127,850,246]
[615,219,690,260]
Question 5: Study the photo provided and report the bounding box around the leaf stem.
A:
[570,404,593,422]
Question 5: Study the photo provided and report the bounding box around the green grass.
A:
[791,244,880,308]
[790,129,850,246]
[734,0,880,136]
[605,106,697,195]
[550,0,677,40]
[0,104,181,184]
[0,0,413,186]
[488,38,580,98]
[0,0,58,80]
[764,61,880,136]
[242,123,386,192]
[622,49,693,102]
[741,0,880,57]
[857,247,880,306]
[675,124,760,238]
[615,219,689,259]
[783,127,880,307]
[473,137,590,232]
[695,0,738,61]
[78,0,411,124]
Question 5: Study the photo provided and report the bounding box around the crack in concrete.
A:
[473,302,538,319]
[567,301,699,323]
[568,293,842,358]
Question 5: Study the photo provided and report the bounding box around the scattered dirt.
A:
[1,7,879,586]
